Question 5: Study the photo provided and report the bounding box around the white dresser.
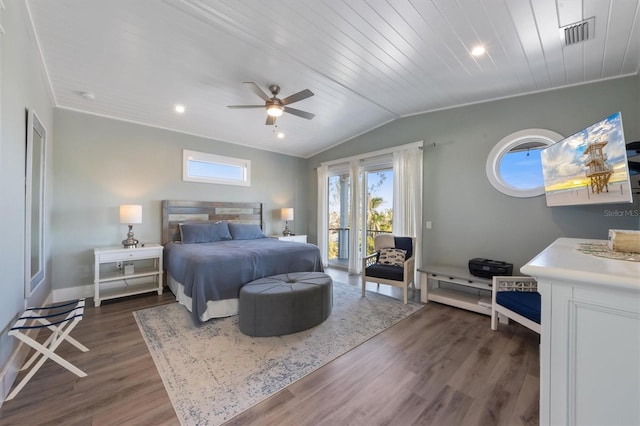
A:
[521,237,640,426]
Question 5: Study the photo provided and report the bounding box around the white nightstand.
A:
[273,235,308,243]
[93,244,164,307]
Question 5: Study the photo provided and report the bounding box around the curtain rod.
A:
[320,140,425,167]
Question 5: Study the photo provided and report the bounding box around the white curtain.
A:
[393,147,423,269]
[316,165,329,267]
[349,160,362,274]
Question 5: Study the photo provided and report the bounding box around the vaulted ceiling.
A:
[27,0,640,158]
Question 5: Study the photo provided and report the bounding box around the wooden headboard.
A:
[161,200,263,244]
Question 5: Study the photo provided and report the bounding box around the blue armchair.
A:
[362,235,415,304]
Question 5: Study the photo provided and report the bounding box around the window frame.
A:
[183,149,251,186]
[485,129,563,198]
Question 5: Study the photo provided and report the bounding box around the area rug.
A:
[133,281,422,426]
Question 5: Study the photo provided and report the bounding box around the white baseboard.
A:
[52,284,93,302]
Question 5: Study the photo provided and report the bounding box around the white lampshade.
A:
[281,208,294,221]
[119,204,142,224]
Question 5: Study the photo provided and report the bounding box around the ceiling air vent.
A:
[560,17,595,46]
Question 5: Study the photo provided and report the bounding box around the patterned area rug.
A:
[134,281,422,426]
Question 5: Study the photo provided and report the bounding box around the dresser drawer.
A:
[98,247,162,263]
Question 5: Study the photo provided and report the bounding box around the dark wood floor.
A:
[0,269,539,425]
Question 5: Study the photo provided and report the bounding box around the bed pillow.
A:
[377,248,406,267]
[209,221,233,241]
[228,223,266,240]
[179,221,232,243]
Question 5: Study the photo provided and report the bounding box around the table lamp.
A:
[281,208,294,236]
[120,204,142,248]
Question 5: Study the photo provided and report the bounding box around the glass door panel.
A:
[364,169,393,256]
[327,174,350,268]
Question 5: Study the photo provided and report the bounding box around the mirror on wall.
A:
[486,128,563,198]
[25,110,46,297]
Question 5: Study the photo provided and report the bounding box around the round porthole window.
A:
[486,129,564,198]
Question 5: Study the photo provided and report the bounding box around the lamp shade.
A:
[281,208,294,221]
[119,204,142,224]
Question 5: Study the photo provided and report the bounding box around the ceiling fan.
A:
[227,82,315,125]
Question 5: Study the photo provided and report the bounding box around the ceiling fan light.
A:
[471,45,486,56]
[267,105,284,117]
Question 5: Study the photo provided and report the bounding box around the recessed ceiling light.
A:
[471,45,486,57]
[175,104,185,114]
[277,132,285,139]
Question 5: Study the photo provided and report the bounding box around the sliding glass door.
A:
[326,166,394,268]
[364,169,393,256]
[327,173,350,268]
[318,141,422,273]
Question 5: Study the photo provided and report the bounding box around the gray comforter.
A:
[164,238,324,321]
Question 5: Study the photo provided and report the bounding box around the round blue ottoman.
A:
[239,272,333,337]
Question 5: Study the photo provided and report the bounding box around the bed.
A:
[162,200,324,321]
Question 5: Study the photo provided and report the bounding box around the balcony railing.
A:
[328,228,392,262]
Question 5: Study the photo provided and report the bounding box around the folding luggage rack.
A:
[5,299,89,401]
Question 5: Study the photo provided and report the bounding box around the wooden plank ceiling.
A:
[26,0,640,158]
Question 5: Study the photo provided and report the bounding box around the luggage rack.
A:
[5,299,89,401]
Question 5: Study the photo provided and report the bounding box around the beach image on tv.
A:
[540,112,632,207]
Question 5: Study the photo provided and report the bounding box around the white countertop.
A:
[521,237,640,291]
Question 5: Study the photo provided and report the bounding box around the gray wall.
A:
[51,109,308,291]
[0,0,55,394]
[307,75,640,273]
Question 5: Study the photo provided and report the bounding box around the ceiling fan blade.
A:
[227,105,264,109]
[280,89,314,105]
[265,115,276,125]
[243,82,271,102]
[284,106,315,120]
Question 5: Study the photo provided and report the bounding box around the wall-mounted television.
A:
[540,112,633,207]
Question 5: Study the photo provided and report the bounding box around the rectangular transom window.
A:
[183,150,251,186]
